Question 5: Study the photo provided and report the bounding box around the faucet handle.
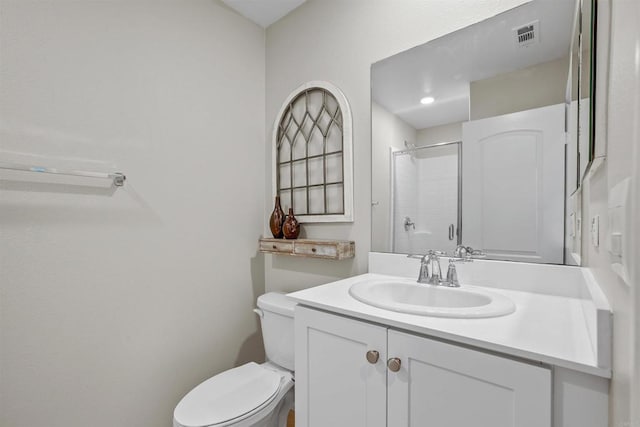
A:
[407,250,445,261]
[443,261,462,287]
[453,245,486,259]
[468,249,486,258]
[453,245,468,258]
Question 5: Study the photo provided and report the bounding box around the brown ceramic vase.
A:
[282,208,301,239]
[269,196,285,238]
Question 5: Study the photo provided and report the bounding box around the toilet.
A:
[174,293,296,427]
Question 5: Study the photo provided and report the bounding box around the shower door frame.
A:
[390,140,462,254]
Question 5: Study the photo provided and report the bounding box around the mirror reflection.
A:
[372,0,592,265]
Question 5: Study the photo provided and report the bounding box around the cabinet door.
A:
[295,306,387,427]
[387,330,551,427]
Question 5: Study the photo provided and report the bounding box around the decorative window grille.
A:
[272,81,353,223]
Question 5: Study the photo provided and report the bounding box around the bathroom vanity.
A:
[288,253,611,427]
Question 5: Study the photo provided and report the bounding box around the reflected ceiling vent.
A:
[513,20,540,48]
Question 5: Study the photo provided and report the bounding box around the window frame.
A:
[271,81,354,223]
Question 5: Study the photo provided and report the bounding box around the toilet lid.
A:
[174,362,283,427]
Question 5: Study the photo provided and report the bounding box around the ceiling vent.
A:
[513,20,540,48]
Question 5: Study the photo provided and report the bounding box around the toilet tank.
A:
[256,293,296,371]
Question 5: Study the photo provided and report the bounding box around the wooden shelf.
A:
[259,238,355,260]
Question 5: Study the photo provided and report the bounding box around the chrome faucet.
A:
[410,251,444,285]
[453,245,486,259]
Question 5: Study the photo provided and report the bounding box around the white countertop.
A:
[288,272,612,378]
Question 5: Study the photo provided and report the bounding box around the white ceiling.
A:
[221,0,307,28]
[371,0,576,130]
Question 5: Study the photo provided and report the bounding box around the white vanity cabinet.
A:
[295,306,551,427]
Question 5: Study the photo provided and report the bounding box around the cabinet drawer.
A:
[259,239,294,254]
[258,238,354,259]
[294,242,337,258]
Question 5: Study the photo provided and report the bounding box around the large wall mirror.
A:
[371,0,596,265]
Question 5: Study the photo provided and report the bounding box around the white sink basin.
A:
[348,278,515,318]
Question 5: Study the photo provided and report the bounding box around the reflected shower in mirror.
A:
[371,0,594,265]
[391,142,461,255]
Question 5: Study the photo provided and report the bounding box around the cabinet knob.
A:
[366,350,379,364]
[387,357,401,372]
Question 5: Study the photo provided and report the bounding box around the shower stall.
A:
[391,141,461,255]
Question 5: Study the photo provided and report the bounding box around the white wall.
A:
[0,1,265,426]
[580,0,640,425]
[264,0,529,293]
[371,102,416,252]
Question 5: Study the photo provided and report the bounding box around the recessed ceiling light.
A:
[420,96,435,105]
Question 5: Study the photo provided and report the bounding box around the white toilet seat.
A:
[174,362,293,427]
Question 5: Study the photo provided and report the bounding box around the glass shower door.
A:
[392,142,460,255]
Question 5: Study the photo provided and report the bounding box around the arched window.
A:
[272,81,353,222]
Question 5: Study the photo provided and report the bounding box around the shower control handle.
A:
[366,350,380,364]
[403,216,416,231]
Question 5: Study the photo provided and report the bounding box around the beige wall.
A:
[416,122,463,146]
[581,0,640,425]
[470,56,569,120]
[264,0,529,293]
[0,1,266,426]
[371,102,417,252]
